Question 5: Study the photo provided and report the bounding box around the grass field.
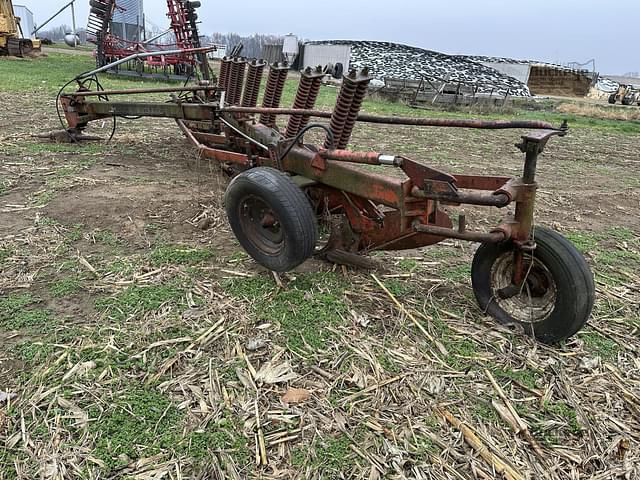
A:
[0,52,639,479]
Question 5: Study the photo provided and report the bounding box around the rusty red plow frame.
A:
[54,60,595,344]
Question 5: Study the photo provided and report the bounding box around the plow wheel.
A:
[225,167,318,272]
[471,226,595,344]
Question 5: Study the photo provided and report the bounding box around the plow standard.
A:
[53,29,595,344]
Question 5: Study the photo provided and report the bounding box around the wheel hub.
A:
[490,251,557,324]
[239,196,284,254]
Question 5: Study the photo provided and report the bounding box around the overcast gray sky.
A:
[17,0,635,74]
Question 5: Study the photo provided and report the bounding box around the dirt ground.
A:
[1,82,639,480]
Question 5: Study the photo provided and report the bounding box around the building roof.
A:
[12,4,33,15]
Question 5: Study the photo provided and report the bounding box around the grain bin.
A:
[111,0,144,41]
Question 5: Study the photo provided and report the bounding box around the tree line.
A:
[36,25,284,58]
[204,33,284,58]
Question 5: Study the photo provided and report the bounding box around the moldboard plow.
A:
[52,38,595,344]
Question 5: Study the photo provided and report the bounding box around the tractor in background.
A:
[0,0,41,56]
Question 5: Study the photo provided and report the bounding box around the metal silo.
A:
[111,0,144,42]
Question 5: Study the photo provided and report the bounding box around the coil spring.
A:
[250,63,265,108]
[232,61,247,106]
[285,71,314,138]
[226,59,247,106]
[324,74,358,148]
[338,79,370,149]
[241,64,257,107]
[226,60,240,104]
[260,65,288,128]
[218,58,231,89]
[242,61,265,108]
[299,75,323,131]
[260,64,280,126]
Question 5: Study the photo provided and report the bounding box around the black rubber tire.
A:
[333,62,344,80]
[225,167,318,272]
[622,97,632,106]
[608,94,617,104]
[471,226,595,344]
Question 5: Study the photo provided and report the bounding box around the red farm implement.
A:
[53,37,595,344]
[86,0,210,80]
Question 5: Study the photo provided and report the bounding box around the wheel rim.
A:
[238,195,284,255]
[490,251,557,324]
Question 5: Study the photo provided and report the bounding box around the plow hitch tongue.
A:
[50,57,595,344]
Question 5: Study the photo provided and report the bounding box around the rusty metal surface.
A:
[285,66,325,139]
[259,62,289,128]
[226,58,247,106]
[67,86,218,97]
[241,59,266,109]
[223,106,559,130]
[414,223,507,243]
[412,187,511,208]
[324,68,373,149]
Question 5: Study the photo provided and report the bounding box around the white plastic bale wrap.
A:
[307,40,533,97]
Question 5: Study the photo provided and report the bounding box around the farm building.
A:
[466,56,596,97]
[110,0,144,42]
[12,4,34,38]
[302,43,351,72]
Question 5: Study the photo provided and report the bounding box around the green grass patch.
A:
[383,278,416,297]
[492,367,541,390]
[0,294,52,330]
[412,435,441,459]
[442,263,472,283]
[6,141,106,157]
[182,422,249,465]
[88,386,183,472]
[314,433,354,475]
[150,244,216,266]
[225,272,348,355]
[443,337,480,369]
[90,229,120,247]
[37,216,59,227]
[2,309,52,330]
[0,247,14,264]
[0,53,179,96]
[0,293,39,316]
[542,401,582,435]
[377,353,400,373]
[95,279,190,321]
[565,228,639,286]
[473,401,500,422]
[292,433,358,475]
[566,228,639,256]
[9,341,57,365]
[397,258,420,273]
[580,331,620,360]
[64,223,84,243]
[51,276,83,298]
[33,190,56,206]
[102,258,137,276]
